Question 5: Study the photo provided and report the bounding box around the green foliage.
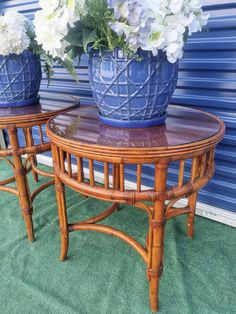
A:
[28,27,77,84]
[28,0,133,83]
[29,39,54,85]
[43,60,54,86]
[82,28,97,52]
[65,21,83,47]
[56,57,78,82]
[27,27,55,84]
[65,0,131,61]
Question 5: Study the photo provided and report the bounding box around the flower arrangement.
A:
[0,10,55,81]
[0,11,33,56]
[108,0,209,63]
[34,0,208,64]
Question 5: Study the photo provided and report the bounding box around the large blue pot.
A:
[0,50,42,108]
[89,49,179,128]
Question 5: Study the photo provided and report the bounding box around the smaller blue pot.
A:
[0,50,42,108]
[89,49,179,128]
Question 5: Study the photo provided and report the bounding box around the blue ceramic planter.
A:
[0,50,42,108]
[89,49,178,128]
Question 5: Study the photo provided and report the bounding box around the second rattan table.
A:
[46,105,224,312]
[0,94,79,242]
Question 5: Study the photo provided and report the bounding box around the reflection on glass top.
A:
[49,105,222,149]
[0,94,78,118]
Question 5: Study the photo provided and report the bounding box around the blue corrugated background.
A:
[0,0,235,213]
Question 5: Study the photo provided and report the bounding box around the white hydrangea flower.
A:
[108,0,209,63]
[34,0,85,60]
[169,0,183,14]
[185,0,202,12]
[0,10,31,56]
[38,0,61,15]
[34,0,208,63]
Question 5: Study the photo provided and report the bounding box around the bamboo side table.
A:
[0,95,79,242]
[46,105,224,312]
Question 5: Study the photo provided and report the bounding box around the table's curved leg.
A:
[148,163,167,312]
[148,202,166,312]
[187,157,197,239]
[187,156,201,239]
[187,192,198,239]
[56,179,69,261]
[52,145,69,261]
[8,127,34,242]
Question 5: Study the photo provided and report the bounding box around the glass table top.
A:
[48,105,223,149]
[0,93,79,119]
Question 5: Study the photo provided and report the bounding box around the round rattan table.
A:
[0,94,79,242]
[46,105,224,312]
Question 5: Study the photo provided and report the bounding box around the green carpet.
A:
[0,161,235,314]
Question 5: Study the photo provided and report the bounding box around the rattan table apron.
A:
[46,105,224,312]
[0,96,79,242]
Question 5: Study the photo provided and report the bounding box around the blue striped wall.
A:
[171,2,236,212]
[1,0,235,213]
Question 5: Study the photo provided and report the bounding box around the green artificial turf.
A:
[0,161,236,314]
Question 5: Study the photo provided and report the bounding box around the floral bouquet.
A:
[34,0,208,64]
[0,10,55,80]
[34,0,209,127]
[0,11,34,56]
[0,11,46,107]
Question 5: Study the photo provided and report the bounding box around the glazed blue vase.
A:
[0,50,42,108]
[89,49,179,128]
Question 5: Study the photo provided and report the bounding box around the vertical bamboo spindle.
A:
[205,149,214,174]
[137,164,142,192]
[115,164,120,189]
[187,156,199,238]
[148,162,167,312]
[112,164,120,189]
[39,125,44,144]
[24,127,39,182]
[52,144,69,261]
[77,157,84,183]
[59,149,65,173]
[104,162,109,189]
[8,126,35,242]
[200,153,207,177]
[119,164,125,192]
[111,164,120,211]
[89,159,95,186]
[178,160,185,187]
[66,152,72,178]
[207,148,215,170]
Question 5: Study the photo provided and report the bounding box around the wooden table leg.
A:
[52,144,69,261]
[187,192,198,239]
[8,126,35,242]
[187,156,200,239]
[55,178,69,261]
[148,163,167,312]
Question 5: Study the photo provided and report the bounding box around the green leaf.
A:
[70,46,84,60]
[57,57,79,82]
[65,23,83,47]
[82,28,97,53]
[43,61,54,87]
